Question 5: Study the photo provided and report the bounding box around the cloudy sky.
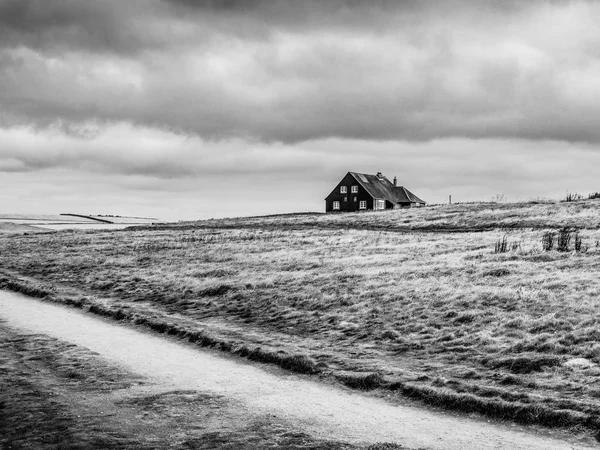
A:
[2,0,600,220]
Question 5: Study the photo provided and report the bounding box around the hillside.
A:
[2,199,600,435]
[0,214,161,233]
[139,199,600,233]
[0,222,47,234]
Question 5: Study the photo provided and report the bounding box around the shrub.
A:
[494,235,509,253]
[556,228,573,252]
[541,232,555,251]
[574,232,587,253]
[541,228,585,252]
[565,192,582,202]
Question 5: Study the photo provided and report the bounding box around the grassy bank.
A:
[2,200,600,435]
[161,198,600,232]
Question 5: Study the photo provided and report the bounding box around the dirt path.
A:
[0,291,594,450]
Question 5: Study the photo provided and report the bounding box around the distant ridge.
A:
[97,215,159,220]
[60,214,113,224]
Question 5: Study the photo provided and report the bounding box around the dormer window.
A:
[340,186,347,193]
[351,185,358,193]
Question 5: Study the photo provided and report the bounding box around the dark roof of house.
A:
[349,172,426,204]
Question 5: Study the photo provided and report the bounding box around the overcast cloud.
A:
[1,0,600,219]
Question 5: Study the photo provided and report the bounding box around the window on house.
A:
[377,199,385,209]
[343,196,348,202]
[351,185,358,193]
[333,201,340,210]
[359,200,367,209]
[353,196,357,202]
[340,186,347,193]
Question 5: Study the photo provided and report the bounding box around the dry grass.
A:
[3,199,600,432]
[0,222,46,233]
[157,198,600,232]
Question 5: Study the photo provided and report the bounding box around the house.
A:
[325,171,426,212]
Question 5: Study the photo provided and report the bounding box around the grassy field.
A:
[2,199,600,436]
[0,222,46,233]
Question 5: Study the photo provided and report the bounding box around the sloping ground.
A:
[0,222,47,233]
[2,201,600,438]
[60,214,114,223]
[157,199,600,232]
[91,216,160,224]
[0,214,99,224]
[62,214,161,225]
[0,214,160,225]
[0,291,594,449]
[0,214,161,232]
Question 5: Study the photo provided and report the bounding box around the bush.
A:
[572,231,588,252]
[494,235,509,253]
[541,232,555,251]
[541,228,586,252]
[556,228,573,252]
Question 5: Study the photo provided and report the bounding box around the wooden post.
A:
[449,195,452,204]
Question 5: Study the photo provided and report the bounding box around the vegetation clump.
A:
[494,235,509,253]
[337,372,386,390]
[541,228,587,253]
[484,355,562,374]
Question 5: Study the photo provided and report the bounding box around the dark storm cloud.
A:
[1,0,600,144]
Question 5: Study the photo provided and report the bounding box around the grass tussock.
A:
[366,444,412,450]
[337,372,386,390]
[0,276,52,298]
[392,382,600,429]
[541,228,588,253]
[237,346,320,374]
[484,355,563,374]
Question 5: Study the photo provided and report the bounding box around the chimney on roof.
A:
[393,176,397,186]
[376,172,383,179]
